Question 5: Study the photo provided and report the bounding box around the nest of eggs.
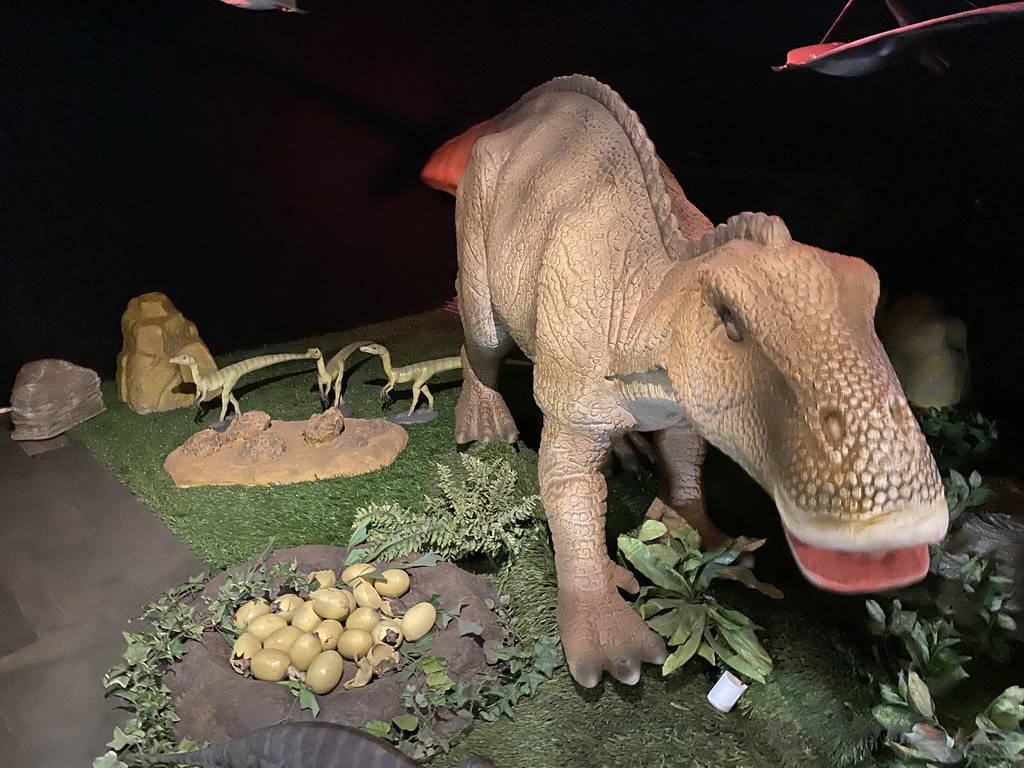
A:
[231,563,438,695]
[167,545,504,745]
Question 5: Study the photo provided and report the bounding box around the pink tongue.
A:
[784,530,931,594]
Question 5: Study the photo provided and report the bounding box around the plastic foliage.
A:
[917,407,998,472]
[942,469,994,527]
[352,451,540,563]
[617,519,783,683]
[873,671,1024,767]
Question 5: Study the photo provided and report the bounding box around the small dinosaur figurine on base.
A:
[170,348,322,425]
[359,343,462,424]
[314,340,371,415]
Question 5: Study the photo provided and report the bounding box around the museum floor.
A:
[0,413,204,768]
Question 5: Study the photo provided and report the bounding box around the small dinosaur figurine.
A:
[359,343,462,418]
[170,348,322,422]
[138,721,496,767]
[314,340,372,411]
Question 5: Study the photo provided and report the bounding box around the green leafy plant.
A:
[942,469,994,529]
[917,407,998,471]
[874,670,1024,767]
[353,451,540,563]
[617,519,782,683]
[362,593,563,761]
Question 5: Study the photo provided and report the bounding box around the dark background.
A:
[3,1,1023,462]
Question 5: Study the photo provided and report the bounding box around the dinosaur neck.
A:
[378,349,395,382]
[188,362,205,383]
[316,356,328,378]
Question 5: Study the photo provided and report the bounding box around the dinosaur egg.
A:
[234,599,270,629]
[246,614,288,642]
[314,619,344,651]
[353,581,383,609]
[230,633,263,675]
[345,607,380,633]
[312,588,354,621]
[270,593,304,622]
[370,619,403,648]
[288,632,324,672]
[336,629,373,660]
[342,563,377,587]
[375,569,410,598]
[263,625,304,654]
[250,649,290,682]
[401,602,437,642]
[291,600,322,632]
[305,651,344,695]
[308,569,337,589]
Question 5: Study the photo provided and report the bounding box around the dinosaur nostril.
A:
[822,408,844,445]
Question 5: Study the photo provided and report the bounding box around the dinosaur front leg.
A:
[540,422,667,688]
[645,419,727,549]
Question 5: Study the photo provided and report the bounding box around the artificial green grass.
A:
[70,309,885,767]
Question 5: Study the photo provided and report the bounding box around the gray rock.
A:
[10,359,105,440]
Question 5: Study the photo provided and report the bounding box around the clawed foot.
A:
[645,497,729,551]
[559,577,667,688]
[454,388,518,444]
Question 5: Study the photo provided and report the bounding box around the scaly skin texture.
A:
[438,74,947,688]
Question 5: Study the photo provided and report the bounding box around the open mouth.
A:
[783,529,932,593]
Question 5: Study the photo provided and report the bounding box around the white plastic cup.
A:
[707,671,748,713]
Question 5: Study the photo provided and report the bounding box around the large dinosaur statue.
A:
[170,349,322,422]
[422,75,948,689]
[314,340,372,410]
[359,343,462,416]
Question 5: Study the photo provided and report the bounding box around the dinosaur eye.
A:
[718,305,743,342]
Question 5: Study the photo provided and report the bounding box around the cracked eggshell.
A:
[401,602,437,642]
[306,651,344,695]
[314,619,344,651]
[336,628,373,660]
[246,614,288,642]
[250,648,290,682]
[308,569,337,589]
[343,657,374,690]
[375,569,411,598]
[353,581,382,609]
[291,600,322,632]
[370,619,403,648]
[270,593,304,622]
[230,633,263,675]
[367,642,399,671]
[234,599,271,629]
[341,563,377,588]
[263,625,304,654]
[312,587,355,621]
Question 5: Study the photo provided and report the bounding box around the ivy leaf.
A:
[106,726,141,751]
[298,687,320,717]
[456,617,484,637]
[362,720,392,739]
[392,714,420,732]
[92,752,129,768]
[391,553,444,569]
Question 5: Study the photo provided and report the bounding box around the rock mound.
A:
[169,545,502,745]
[116,292,216,414]
[10,359,105,440]
[305,409,345,445]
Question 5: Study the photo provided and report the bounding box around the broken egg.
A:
[353,581,383,609]
[308,569,337,589]
[314,619,344,651]
[370,619,403,648]
[341,563,377,587]
[270,593,304,622]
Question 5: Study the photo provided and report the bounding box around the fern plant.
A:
[353,451,540,563]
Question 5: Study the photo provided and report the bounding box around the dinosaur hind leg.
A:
[455,339,518,444]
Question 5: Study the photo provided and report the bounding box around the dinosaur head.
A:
[661,213,946,594]
[359,343,386,356]
[169,354,197,367]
